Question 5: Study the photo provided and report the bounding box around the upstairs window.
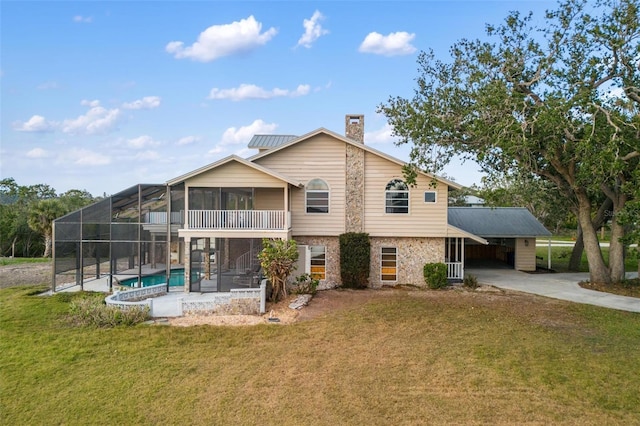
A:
[424,191,437,203]
[385,179,409,214]
[306,179,329,213]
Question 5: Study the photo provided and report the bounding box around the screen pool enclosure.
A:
[53,183,265,293]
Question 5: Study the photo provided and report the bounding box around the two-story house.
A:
[164,114,485,292]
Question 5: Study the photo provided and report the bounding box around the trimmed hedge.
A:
[423,262,448,289]
[339,232,370,289]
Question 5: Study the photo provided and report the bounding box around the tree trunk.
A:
[576,192,611,284]
[608,198,627,283]
[568,224,584,271]
[43,233,52,258]
[569,198,613,272]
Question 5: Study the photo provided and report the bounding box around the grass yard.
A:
[0,257,50,266]
[2,285,640,425]
[536,245,638,273]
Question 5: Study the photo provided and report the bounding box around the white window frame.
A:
[380,247,398,282]
[385,179,409,214]
[424,191,437,203]
[309,245,326,280]
[305,178,330,214]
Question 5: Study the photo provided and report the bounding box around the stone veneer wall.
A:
[369,237,445,288]
[294,236,341,290]
[345,144,365,232]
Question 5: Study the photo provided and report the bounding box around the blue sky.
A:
[1,1,555,196]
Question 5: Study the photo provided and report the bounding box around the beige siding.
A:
[515,238,536,271]
[254,188,284,210]
[185,161,286,188]
[255,134,346,236]
[363,152,448,237]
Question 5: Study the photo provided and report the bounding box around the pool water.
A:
[120,269,186,287]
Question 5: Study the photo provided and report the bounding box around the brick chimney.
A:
[345,115,364,143]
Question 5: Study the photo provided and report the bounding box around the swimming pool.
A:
[119,269,186,288]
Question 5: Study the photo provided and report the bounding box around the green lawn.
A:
[536,245,638,273]
[2,285,640,425]
[0,257,51,266]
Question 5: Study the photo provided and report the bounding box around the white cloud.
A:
[221,119,277,146]
[63,148,111,166]
[207,146,225,155]
[166,15,277,62]
[73,15,93,23]
[62,103,121,135]
[133,150,161,160]
[208,83,310,101]
[37,81,61,90]
[177,135,201,145]
[296,10,329,48]
[26,148,50,158]
[122,96,161,110]
[359,31,417,56]
[365,123,398,144]
[81,99,101,107]
[13,115,57,132]
[126,135,160,149]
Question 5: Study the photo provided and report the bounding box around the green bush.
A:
[423,263,448,289]
[68,294,149,327]
[291,273,319,295]
[339,233,370,289]
[463,274,479,289]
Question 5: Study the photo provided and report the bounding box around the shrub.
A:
[68,294,149,327]
[290,273,319,295]
[463,274,479,289]
[259,238,298,303]
[423,263,448,289]
[339,233,370,289]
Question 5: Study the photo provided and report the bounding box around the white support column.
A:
[284,184,290,229]
[548,237,551,270]
[461,238,465,279]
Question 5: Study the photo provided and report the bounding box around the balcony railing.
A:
[188,210,288,230]
[145,211,184,225]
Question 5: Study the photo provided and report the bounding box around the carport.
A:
[448,207,552,271]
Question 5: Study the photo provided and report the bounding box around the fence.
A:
[179,281,266,315]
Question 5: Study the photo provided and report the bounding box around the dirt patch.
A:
[0,261,52,289]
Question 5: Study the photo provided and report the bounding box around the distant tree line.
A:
[0,178,96,258]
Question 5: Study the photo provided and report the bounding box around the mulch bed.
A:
[579,278,640,298]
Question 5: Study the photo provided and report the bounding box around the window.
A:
[310,245,326,280]
[424,191,436,203]
[381,247,397,282]
[306,179,329,213]
[385,179,409,214]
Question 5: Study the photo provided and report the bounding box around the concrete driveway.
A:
[467,268,640,313]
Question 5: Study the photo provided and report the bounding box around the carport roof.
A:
[448,207,552,238]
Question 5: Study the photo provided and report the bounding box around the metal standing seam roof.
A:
[248,134,299,149]
[447,207,552,238]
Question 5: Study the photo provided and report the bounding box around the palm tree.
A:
[27,199,66,257]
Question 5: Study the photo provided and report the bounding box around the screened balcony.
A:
[181,187,290,233]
